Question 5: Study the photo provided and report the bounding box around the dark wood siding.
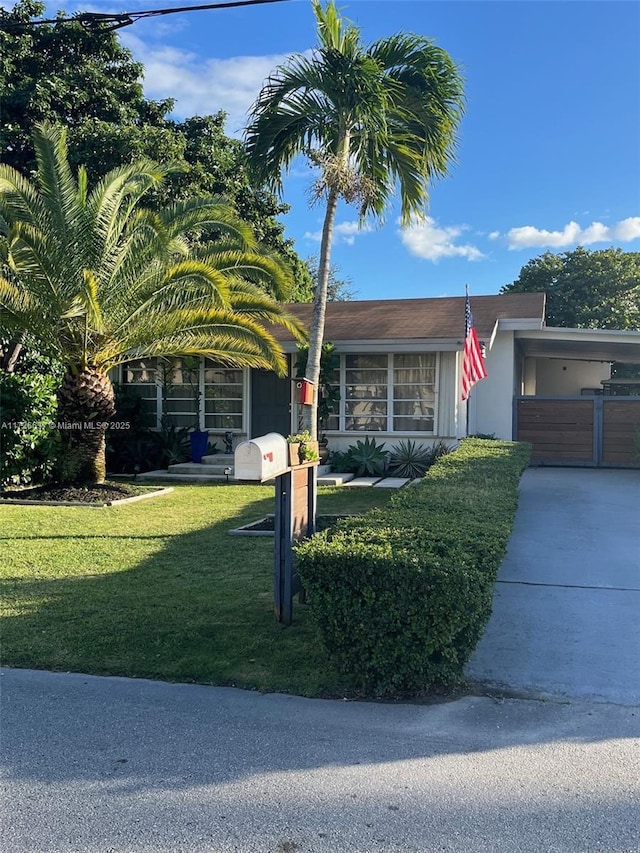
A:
[517,400,595,464]
[602,400,640,465]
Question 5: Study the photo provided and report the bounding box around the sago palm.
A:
[245,0,464,438]
[0,123,306,484]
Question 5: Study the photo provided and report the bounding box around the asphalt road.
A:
[2,668,639,852]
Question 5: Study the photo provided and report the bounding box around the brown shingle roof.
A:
[278,292,545,342]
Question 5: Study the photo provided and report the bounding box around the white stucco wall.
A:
[533,359,611,395]
[472,330,516,439]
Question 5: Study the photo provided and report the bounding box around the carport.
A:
[514,328,640,467]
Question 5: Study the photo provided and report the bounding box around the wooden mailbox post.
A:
[234,434,317,625]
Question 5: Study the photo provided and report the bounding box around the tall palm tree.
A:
[245,0,464,438]
[0,123,306,484]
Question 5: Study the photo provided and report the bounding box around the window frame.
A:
[327,352,439,434]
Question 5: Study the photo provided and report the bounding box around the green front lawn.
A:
[0,484,392,696]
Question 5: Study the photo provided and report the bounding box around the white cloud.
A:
[121,33,303,135]
[505,217,640,250]
[488,231,501,240]
[399,217,485,263]
[305,220,373,246]
[613,217,640,241]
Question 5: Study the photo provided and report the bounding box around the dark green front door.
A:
[250,367,292,438]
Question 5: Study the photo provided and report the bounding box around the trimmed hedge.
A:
[295,439,531,696]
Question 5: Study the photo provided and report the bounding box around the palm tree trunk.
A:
[301,184,340,439]
[1,330,26,373]
[57,367,116,485]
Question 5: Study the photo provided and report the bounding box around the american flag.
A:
[461,290,488,401]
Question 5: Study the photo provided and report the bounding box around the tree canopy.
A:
[501,247,640,330]
[0,124,305,482]
[0,0,312,300]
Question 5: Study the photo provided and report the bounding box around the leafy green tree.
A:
[245,0,464,437]
[500,247,640,330]
[305,254,356,302]
[0,124,305,484]
[0,0,171,175]
[0,1,313,302]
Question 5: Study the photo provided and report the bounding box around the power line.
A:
[1,0,291,32]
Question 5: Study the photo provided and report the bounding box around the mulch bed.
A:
[0,482,149,504]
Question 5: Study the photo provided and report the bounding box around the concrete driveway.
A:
[467,467,640,705]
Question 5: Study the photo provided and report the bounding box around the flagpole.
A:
[461,284,488,435]
[464,285,470,437]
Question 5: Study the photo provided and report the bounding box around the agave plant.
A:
[388,439,433,479]
[346,436,388,477]
[0,123,306,484]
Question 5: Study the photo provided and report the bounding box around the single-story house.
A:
[120,291,640,467]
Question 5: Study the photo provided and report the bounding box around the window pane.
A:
[345,384,387,400]
[393,401,434,417]
[205,384,242,399]
[346,400,387,417]
[394,353,436,369]
[325,414,339,431]
[204,366,243,384]
[203,359,243,431]
[208,414,242,430]
[393,416,434,431]
[393,385,436,402]
[346,416,386,431]
[346,354,387,369]
[205,399,242,415]
[394,368,436,384]
[345,369,388,385]
[124,359,158,385]
[164,398,197,414]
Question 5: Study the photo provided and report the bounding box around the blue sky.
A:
[31,1,640,299]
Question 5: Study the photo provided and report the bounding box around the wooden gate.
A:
[515,397,640,467]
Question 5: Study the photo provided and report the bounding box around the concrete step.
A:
[201,454,235,465]
[317,472,355,486]
[168,461,233,475]
[136,470,229,483]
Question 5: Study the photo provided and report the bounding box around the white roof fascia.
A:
[497,317,546,331]
[280,338,462,354]
[515,327,640,343]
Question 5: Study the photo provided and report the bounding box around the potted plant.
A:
[286,430,318,466]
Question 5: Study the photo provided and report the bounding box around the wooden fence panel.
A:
[602,400,640,465]
[517,400,595,464]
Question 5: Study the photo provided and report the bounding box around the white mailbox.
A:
[234,433,289,482]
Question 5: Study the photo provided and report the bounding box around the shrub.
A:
[295,438,531,696]
[387,439,453,479]
[345,436,388,476]
[0,372,59,487]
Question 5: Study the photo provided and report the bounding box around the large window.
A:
[392,354,436,432]
[328,353,436,433]
[122,358,244,431]
[344,354,388,431]
[204,360,243,430]
[122,358,159,427]
[161,358,199,429]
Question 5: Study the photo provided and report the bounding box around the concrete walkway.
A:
[467,468,640,705]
